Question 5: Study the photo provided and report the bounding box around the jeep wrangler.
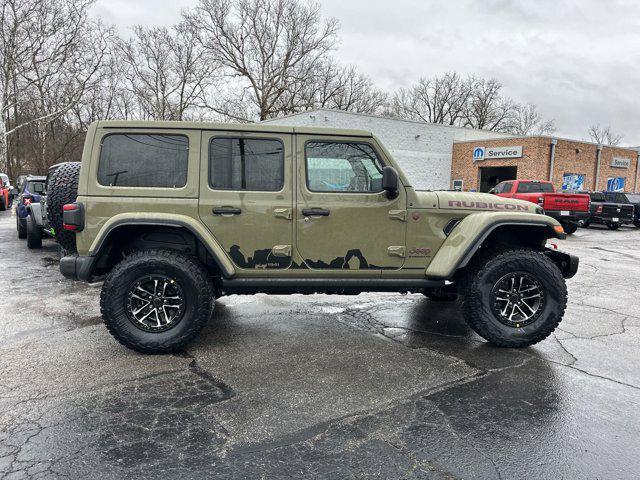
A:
[59,121,578,354]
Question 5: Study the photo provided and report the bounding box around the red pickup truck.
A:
[491,180,590,234]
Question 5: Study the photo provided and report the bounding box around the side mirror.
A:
[382,166,399,199]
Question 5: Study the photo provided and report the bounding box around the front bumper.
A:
[545,248,579,279]
[60,255,97,282]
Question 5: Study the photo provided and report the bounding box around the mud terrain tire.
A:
[100,250,214,354]
[17,215,27,238]
[48,162,81,252]
[461,249,567,348]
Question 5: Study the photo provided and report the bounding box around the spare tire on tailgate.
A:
[48,162,81,252]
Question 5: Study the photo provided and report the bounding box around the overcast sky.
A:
[93,0,640,146]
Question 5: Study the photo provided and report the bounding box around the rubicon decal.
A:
[448,200,530,211]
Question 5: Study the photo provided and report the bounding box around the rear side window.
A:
[26,181,45,194]
[591,193,606,202]
[209,137,284,191]
[516,182,553,193]
[98,134,189,188]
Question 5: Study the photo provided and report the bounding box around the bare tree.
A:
[389,72,472,125]
[588,124,623,146]
[506,103,556,136]
[118,22,218,121]
[0,0,109,176]
[184,0,339,121]
[461,77,514,132]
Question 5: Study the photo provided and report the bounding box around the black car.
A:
[603,192,640,228]
[581,192,634,229]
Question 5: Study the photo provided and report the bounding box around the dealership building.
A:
[452,137,640,192]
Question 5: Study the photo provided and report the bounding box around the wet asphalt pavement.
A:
[1,209,639,479]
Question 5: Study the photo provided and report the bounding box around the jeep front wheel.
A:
[100,249,214,354]
[461,249,567,348]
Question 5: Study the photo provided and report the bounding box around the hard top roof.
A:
[95,120,373,138]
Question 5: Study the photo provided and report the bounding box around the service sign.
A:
[473,146,523,162]
[611,157,631,168]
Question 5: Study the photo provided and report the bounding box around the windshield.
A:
[516,182,554,193]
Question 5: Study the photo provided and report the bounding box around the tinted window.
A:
[98,134,188,187]
[516,182,554,193]
[502,182,514,193]
[26,181,45,194]
[591,193,606,202]
[626,194,640,203]
[209,138,284,191]
[305,142,383,193]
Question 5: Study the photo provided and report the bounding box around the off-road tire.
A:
[100,249,214,354]
[561,221,578,235]
[26,214,42,249]
[0,196,5,211]
[581,219,591,228]
[48,162,81,252]
[17,215,27,239]
[461,249,567,348]
[606,222,620,230]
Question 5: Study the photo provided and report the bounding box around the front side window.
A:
[98,134,188,188]
[502,182,514,193]
[305,141,383,193]
[209,137,284,191]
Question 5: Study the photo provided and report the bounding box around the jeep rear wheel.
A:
[26,214,42,249]
[461,249,567,348]
[100,249,214,354]
[17,215,27,239]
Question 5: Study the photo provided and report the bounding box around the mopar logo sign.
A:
[473,146,522,162]
[607,177,626,192]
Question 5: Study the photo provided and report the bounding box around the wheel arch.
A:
[89,219,235,279]
[425,214,564,280]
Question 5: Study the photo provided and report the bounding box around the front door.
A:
[198,131,294,271]
[295,136,406,272]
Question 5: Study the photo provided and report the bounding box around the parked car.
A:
[490,180,591,234]
[602,192,640,228]
[581,192,634,230]
[0,173,12,211]
[15,175,46,239]
[60,120,577,353]
[23,164,66,248]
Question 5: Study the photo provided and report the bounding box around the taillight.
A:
[63,203,84,232]
[537,197,544,206]
[23,198,31,206]
[596,205,603,214]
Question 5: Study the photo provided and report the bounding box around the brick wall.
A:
[452,137,640,192]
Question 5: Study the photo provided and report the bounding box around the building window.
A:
[98,134,189,187]
[209,137,284,191]
[305,141,383,193]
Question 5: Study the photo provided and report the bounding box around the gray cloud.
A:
[93,0,640,145]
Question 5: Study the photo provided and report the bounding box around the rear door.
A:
[295,135,406,272]
[198,130,294,271]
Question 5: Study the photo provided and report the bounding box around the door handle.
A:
[302,208,330,217]
[213,207,241,216]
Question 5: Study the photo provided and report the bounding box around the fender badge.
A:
[412,213,421,221]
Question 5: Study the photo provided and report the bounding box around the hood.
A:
[414,191,538,214]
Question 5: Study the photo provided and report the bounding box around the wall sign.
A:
[562,173,585,191]
[611,157,631,168]
[606,177,626,192]
[473,146,522,162]
[452,179,463,191]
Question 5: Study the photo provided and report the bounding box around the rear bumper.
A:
[590,215,633,225]
[60,255,96,282]
[545,211,590,223]
[545,248,579,279]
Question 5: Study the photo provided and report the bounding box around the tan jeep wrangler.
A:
[59,121,578,353]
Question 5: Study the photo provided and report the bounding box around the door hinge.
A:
[271,245,292,257]
[388,210,407,222]
[387,246,406,258]
[273,208,292,220]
